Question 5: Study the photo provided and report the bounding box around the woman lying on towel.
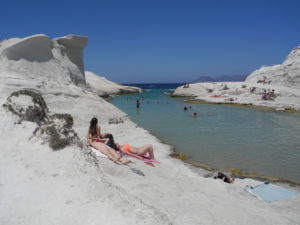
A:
[87,117,131,165]
[116,143,155,161]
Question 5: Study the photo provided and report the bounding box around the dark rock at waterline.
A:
[100,94,112,102]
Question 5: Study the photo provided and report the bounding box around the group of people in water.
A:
[87,117,155,165]
[184,105,198,117]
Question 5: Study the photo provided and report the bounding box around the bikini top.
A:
[124,144,131,152]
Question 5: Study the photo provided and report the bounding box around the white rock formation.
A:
[52,35,88,86]
[0,34,88,87]
[85,71,141,96]
[173,46,300,110]
[246,46,300,89]
[0,34,53,62]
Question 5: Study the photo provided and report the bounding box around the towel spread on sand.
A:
[246,183,297,203]
[90,147,108,158]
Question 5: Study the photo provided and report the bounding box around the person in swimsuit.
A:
[136,99,140,108]
[88,117,118,150]
[87,118,131,165]
[117,143,155,161]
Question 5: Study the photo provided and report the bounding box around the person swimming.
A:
[87,118,131,165]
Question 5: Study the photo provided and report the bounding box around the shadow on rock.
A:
[130,167,145,176]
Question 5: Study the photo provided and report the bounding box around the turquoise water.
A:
[111,84,300,182]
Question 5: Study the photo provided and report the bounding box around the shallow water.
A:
[111,84,300,182]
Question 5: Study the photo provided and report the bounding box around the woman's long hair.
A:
[89,117,98,136]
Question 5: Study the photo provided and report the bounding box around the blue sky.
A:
[1,0,299,83]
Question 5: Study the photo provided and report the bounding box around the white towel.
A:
[90,147,108,158]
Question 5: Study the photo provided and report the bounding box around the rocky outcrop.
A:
[85,71,141,96]
[3,89,81,150]
[173,46,300,110]
[0,34,131,134]
[246,46,300,89]
[3,89,48,124]
[53,35,87,74]
[52,35,88,86]
[0,34,53,62]
[35,113,80,150]
[0,34,87,87]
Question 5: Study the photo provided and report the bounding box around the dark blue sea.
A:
[112,83,300,183]
[125,83,184,90]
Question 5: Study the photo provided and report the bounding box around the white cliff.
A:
[0,34,87,87]
[52,35,88,86]
[246,46,300,89]
[0,34,53,62]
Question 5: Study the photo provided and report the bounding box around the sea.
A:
[111,83,300,183]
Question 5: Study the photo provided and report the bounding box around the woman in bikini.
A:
[117,143,155,161]
[87,117,131,165]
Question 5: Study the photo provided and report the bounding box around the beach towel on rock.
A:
[90,147,107,158]
[246,183,296,203]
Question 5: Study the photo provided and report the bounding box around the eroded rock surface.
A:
[3,89,48,124]
[85,71,141,95]
[3,89,81,150]
[246,46,300,89]
[0,34,88,87]
[35,113,81,150]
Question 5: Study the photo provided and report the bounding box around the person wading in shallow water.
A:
[136,98,140,108]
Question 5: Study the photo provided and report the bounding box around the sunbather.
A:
[117,143,155,160]
[88,117,118,149]
[87,117,131,164]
